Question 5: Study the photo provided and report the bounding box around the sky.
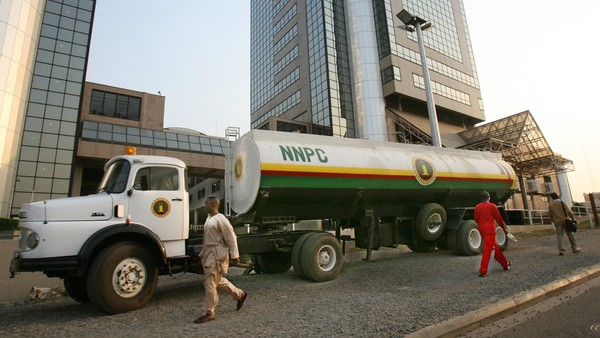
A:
[86,1,600,203]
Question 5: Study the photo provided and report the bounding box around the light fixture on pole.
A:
[396,9,441,147]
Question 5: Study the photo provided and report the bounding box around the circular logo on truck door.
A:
[412,157,437,186]
[151,198,171,218]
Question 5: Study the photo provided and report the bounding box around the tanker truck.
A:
[10,129,517,313]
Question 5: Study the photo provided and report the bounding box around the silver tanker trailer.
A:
[227,130,518,282]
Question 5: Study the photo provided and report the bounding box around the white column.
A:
[345,0,387,141]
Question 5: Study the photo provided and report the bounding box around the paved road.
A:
[1,227,600,337]
[462,273,600,337]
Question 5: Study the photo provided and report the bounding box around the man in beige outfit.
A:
[194,196,247,324]
[548,192,581,256]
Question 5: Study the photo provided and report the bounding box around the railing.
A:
[506,206,597,226]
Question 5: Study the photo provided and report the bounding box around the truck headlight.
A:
[26,232,39,250]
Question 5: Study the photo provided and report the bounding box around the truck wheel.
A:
[299,233,343,282]
[454,220,482,256]
[86,242,158,314]
[292,233,315,279]
[447,229,460,255]
[255,252,292,274]
[64,276,90,303]
[496,226,509,251]
[415,203,446,241]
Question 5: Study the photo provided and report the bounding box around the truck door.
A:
[129,166,186,241]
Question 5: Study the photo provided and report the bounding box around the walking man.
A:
[474,191,511,277]
[195,196,248,324]
[548,192,581,255]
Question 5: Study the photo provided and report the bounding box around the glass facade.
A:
[90,89,141,120]
[250,0,355,137]
[250,0,484,140]
[250,0,303,128]
[404,0,462,62]
[11,0,94,216]
[306,0,356,137]
[80,120,229,155]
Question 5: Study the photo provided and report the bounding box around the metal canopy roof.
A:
[388,109,573,177]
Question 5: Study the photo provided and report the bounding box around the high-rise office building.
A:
[250,0,483,143]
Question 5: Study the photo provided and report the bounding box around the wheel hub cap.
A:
[113,258,146,298]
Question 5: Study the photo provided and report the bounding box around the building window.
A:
[198,188,205,200]
[211,180,221,193]
[90,89,141,120]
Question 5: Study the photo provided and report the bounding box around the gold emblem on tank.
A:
[412,157,437,186]
[235,155,243,181]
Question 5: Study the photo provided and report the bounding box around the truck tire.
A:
[255,252,292,274]
[446,229,459,255]
[64,276,90,303]
[415,203,446,241]
[291,232,315,279]
[299,233,343,282]
[86,242,158,314]
[454,220,482,256]
[496,226,509,251]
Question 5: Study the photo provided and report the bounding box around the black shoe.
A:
[236,292,248,311]
[559,251,565,256]
[504,261,511,271]
[478,273,488,277]
[194,314,216,324]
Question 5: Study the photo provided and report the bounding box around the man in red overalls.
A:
[474,191,511,277]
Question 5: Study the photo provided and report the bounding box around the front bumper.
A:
[10,254,79,277]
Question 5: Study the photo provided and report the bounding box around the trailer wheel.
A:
[496,226,509,251]
[300,233,343,282]
[415,203,447,241]
[255,252,292,274]
[86,242,158,314]
[454,220,482,256]
[292,233,315,279]
[64,276,90,303]
[446,229,459,255]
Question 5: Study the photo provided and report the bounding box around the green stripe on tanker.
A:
[260,173,513,190]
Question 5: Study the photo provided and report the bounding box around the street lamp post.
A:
[396,9,442,147]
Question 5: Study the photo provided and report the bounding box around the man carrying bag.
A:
[548,193,581,255]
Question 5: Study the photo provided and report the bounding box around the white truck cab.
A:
[11,154,194,313]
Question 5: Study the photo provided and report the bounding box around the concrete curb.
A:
[406,263,600,338]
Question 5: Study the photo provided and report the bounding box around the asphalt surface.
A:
[1,226,600,337]
[461,273,600,337]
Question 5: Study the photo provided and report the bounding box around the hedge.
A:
[0,218,19,231]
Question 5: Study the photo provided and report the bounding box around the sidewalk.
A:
[407,225,600,338]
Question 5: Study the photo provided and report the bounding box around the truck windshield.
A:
[98,159,131,194]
